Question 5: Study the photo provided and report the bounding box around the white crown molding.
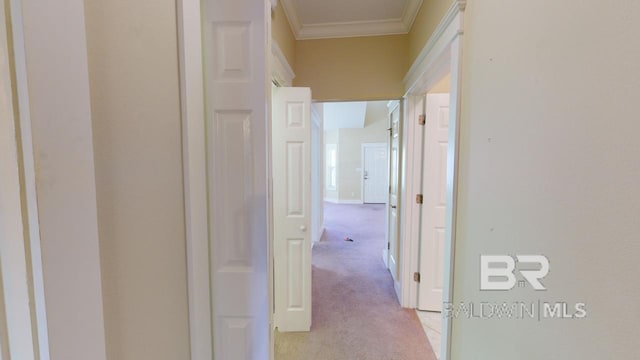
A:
[401,0,423,31]
[298,19,407,40]
[271,41,295,86]
[281,0,423,40]
[404,0,466,91]
[280,0,303,38]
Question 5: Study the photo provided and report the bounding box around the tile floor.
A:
[416,310,442,359]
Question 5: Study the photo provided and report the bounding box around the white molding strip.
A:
[176,0,212,359]
[401,0,424,31]
[7,0,50,357]
[404,0,466,92]
[298,19,406,40]
[271,41,295,86]
[281,0,423,40]
[279,0,302,38]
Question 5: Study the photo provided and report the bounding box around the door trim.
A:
[176,0,212,359]
[401,1,466,360]
[361,143,388,204]
[177,1,283,359]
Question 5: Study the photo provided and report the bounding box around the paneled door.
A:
[202,0,271,358]
[272,87,312,332]
[418,93,450,312]
[387,102,401,285]
[363,144,388,204]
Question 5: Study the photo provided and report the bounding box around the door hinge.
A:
[387,242,391,250]
[418,114,426,125]
[414,272,421,283]
[416,194,423,204]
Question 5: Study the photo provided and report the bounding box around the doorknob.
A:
[299,225,307,232]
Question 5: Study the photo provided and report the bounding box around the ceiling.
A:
[321,102,368,130]
[280,0,423,40]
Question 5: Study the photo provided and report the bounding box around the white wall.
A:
[452,1,640,359]
[19,0,107,358]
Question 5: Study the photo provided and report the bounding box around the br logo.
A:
[480,255,550,291]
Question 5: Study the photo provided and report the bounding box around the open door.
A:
[418,93,450,311]
[386,102,401,287]
[272,87,312,332]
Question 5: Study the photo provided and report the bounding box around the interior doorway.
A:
[273,99,437,360]
[177,1,467,358]
[415,73,452,359]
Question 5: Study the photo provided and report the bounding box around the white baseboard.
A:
[312,226,325,246]
[324,198,363,205]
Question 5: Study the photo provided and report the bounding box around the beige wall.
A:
[323,101,389,202]
[271,4,296,71]
[295,35,409,101]
[408,0,454,66]
[84,0,191,359]
[452,1,640,359]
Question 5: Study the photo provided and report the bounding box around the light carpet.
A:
[275,202,436,360]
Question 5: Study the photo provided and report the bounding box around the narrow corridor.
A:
[275,203,436,360]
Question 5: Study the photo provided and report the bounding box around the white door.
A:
[418,93,450,312]
[203,0,270,358]
[272,87,312,332]
[363,145,388,204]
[386,103,401,284]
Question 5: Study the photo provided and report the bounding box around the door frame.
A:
[401,1,466,360]
[177,1,283,359]
[178,0,466,359]
[361,143,388,204]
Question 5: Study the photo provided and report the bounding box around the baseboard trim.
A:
[324,198,364,205]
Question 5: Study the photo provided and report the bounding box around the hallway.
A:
[275,203,436,360]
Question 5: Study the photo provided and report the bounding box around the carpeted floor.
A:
[275,202,436,360]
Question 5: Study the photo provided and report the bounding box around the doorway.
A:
[415,73,452,359]
[362,143,388,204]
[177,1,467,358]
[274,99,437,360]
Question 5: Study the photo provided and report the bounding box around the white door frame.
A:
[177,1,281,359]
[401,1,466,360]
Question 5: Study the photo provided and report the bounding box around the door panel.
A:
[418,93,450,312]
[273,87,312,332]
[387,104,401,283]
[363,145,388,204]
[202,0,270,358]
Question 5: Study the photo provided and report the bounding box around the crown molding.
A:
[298,19,407,40]
[280,0,423,40]
[280,0,303,38]
[403,0,466,92]
[271,41,295,86]
[401,0,423,31]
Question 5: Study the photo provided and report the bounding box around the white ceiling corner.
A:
[280,0,423,40]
